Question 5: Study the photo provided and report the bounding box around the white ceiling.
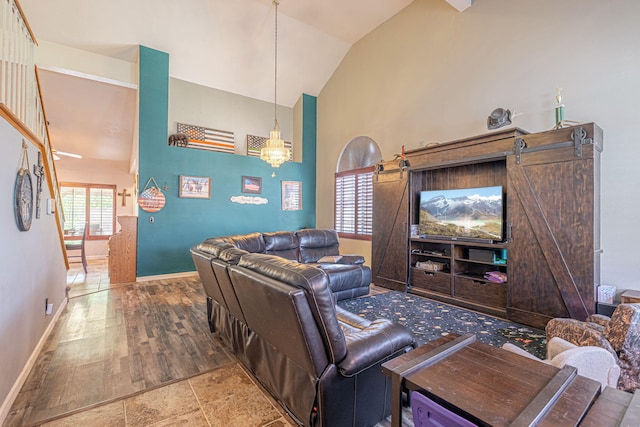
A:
[18,0,469,164]
[37,68,137,163]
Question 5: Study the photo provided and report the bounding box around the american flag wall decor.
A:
[174,123,236,153]
[247,134,293,160]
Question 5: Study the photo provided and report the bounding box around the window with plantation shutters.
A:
[335,166,374,240]
[60,183,116,240]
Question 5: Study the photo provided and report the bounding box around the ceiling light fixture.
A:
[52,150,82,159]
[260,0,290,169]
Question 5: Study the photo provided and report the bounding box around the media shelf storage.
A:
[410,238,508,317]
[372,124,603,329]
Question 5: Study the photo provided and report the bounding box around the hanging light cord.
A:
[273,0,279,129]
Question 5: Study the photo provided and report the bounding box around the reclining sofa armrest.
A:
[316,255,366,265]
[193,239,234,258]
[337,255,365,265]
[338,320,414,377]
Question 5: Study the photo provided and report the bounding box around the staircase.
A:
[1,0,68,267]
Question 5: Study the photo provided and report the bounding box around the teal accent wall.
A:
[137,46,317,277]
[301,93,317,224]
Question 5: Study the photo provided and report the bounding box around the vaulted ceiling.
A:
[19,0,471,164]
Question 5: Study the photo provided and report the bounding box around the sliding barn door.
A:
[506,124,602,329]
[372,162,408,291]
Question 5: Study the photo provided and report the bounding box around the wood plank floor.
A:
[3,260,293,427]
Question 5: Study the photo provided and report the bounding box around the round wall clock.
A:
[14,168,33,231]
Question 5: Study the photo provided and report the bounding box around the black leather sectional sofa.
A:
[206,229,372,301]
[191,229,415,427]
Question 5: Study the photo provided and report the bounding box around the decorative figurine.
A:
[555,88,565,129]
[487,108,512,130]
[168,133,189,147]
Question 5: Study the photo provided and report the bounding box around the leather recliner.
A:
[191,236,415,426]
[228,253,415,426]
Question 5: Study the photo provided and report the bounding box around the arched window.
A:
[334,137,381,240]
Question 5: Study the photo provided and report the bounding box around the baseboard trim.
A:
[136,270,198,282]
[0,297,68,424]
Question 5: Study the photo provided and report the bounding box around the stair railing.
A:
[1,0,68,268]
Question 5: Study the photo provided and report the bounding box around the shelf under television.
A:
[410,236,508,249]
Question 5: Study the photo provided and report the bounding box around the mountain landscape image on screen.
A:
[419,187,503,241]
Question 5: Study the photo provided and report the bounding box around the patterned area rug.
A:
[338,290,547,359]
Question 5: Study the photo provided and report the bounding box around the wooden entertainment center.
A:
[372,124,603,329]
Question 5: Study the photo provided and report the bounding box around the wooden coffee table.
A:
[382,334,601,427]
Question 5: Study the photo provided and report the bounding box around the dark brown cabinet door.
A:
[506,125,602,329]
[372,166,408,291]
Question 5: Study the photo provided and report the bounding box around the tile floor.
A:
[66,257,112,299]
[42,259,295,427]
[40,364,293,427]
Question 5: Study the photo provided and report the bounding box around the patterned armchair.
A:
[545,303,640,392]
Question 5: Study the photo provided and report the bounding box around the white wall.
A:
[56,158,136,257]
[317,0,640,293]
[35,40,137,86]
[0,118,67,416]
[32,40,138,259]
[168,78,295,157]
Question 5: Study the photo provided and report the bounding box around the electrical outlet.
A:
[45,298,53,315]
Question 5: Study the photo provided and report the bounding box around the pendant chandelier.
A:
[260,0,290,168]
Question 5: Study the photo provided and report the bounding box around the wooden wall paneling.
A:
[409,172,426,227]
[422,162,506,191]
[109,216,138,283]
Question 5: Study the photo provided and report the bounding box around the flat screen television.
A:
[418,186,504,242]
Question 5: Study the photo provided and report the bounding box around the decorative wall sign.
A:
[14,141,33,231]
[281,180,302,211]
[138,177,166,212]
[179,175,211,199]
[118,188,131,206]
[171,123,235,154]
[230,195,268,205]
[247,134,293,160]
[241,176,262,194]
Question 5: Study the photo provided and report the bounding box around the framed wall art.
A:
[241,176,262,194]
[179,175,211,199]
[281,181,302,211]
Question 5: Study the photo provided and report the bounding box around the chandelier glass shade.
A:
[260,0,290,169]
[260,125,290,168]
